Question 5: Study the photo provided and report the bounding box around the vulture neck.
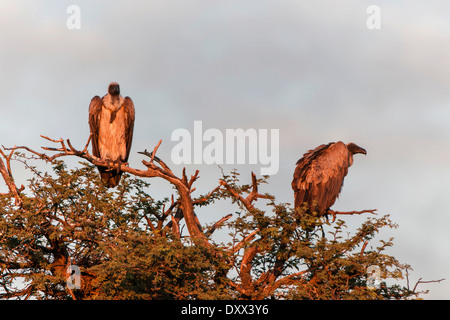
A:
[103,94,124,112]
[348,154,354,167]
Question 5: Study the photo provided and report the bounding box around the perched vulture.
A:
[88,82,135,187]
[291,141,366,217]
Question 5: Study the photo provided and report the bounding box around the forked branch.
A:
[219,171,273,212]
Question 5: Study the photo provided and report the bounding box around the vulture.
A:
[291,141,366,217]
[88,82,135,187]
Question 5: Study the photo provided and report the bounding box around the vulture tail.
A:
[98,167,123,188]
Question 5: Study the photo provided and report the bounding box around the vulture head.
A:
[108,82,120,96]
[346,142,366,167]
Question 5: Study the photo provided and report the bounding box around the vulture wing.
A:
[292,141,350,215]
[122,96,135,162]
[88,96,103,158]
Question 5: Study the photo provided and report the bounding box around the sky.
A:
[1,0,450,299]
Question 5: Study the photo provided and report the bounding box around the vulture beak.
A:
[347,143,367,155]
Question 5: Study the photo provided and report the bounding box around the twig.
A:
[220,172,273,212]
[205,214,232,237]
[193,185,222,205]
[137,148,170,171]
[412,277,445,293]
[329,209,377,222]
[171,214,181,239]
[150,139,162,163]
[229,229,259,254]
[188,170,200,189]
[360,240,369,258]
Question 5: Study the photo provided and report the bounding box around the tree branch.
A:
[205,214,232,237]
[413,277,445,293]
[219,172,273,212]
[329,209,377,222]
[0,146,24,206]
[229,229,259,254]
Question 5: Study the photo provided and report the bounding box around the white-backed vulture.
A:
[291,141,366,217]
[88,82,135,187]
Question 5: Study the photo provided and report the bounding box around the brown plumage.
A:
[291,141,366,217]
[88,82,135,187]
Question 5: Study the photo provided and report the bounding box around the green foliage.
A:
[0,155,428,299]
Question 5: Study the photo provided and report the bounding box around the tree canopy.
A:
[0,139,439,300]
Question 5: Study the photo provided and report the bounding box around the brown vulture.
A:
[291,141,366,217]
[88,82,135,187]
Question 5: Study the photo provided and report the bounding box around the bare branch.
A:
[413,278,445,293]
[171,214,181,239]
[229,229,259,254]
[137,148,171,172]
[188,170,200,189]
[143,214,156,231]
[205,214,232,237]
[360,240,369,258]
[220,172,273,212]
[0,147,23,206]
[150,139,162,163]
[329,209,377,222]
[81,133,93,154]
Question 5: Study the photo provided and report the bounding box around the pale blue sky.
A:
[1,0,450,298]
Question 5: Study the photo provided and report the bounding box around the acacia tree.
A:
[0,136,442,299]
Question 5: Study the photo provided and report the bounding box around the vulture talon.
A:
[116,159,121,174]
[105,159,112,172]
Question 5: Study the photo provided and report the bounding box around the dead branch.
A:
[329,209,377,222]
[0,146,24,206]
[150,139,162,163]
[164,206,183,230]
[171,214,181,239]
[137,148,171,172]
[413,277,445,293]
[360,240,369,258]
[205,214,232,237]
[220,171,273,212]
[188,170,200,189]
[143,214,157,232]
[229,229,260,254]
